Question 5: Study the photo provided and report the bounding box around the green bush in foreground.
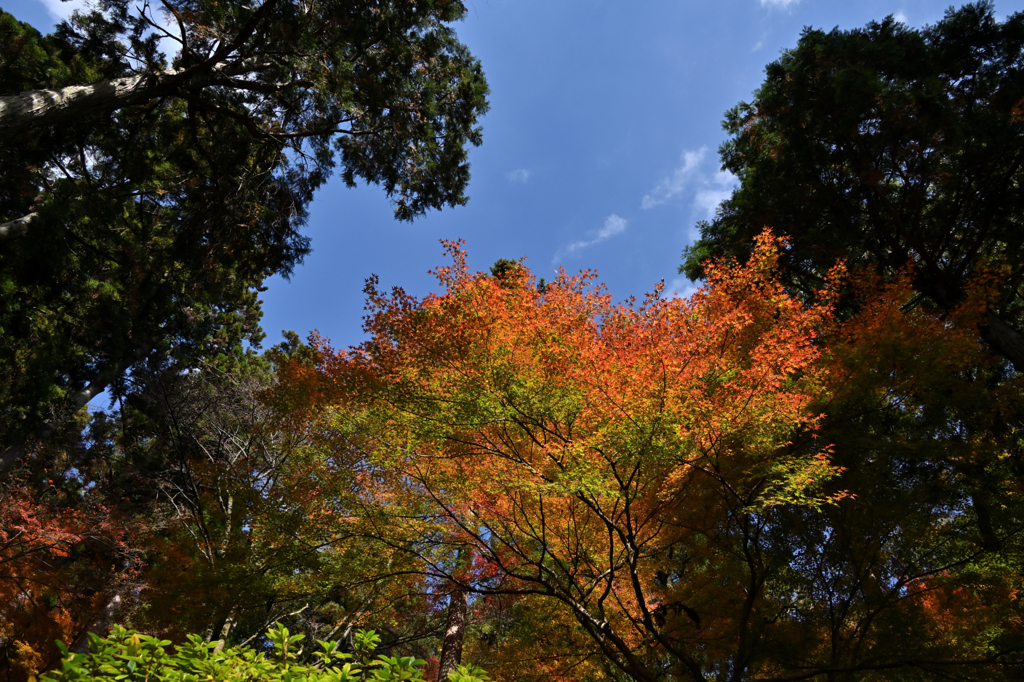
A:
[42,623,488,682]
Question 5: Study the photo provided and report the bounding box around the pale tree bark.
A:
[1,73,166,134]
[0,0,280,135]
[0,213,36,238]
[0,64,243,136]
[71,593,123,653]
[437,587,468,682]
[212,607,237,653]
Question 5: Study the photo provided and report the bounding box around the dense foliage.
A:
[672,2,1024,679]
[271,236,1024,680]
[680,1,1024,368]
[43,623,489,682]
[0,0,488,470]
[1,336,482,678]
[274,235,846,680]
[5,2,1024,681]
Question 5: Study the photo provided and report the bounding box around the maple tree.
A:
[0,455,141,679]
[748,267,1024,679]
[7,233,1021,680]
[0,339,436,680]
[80,342,452,664]
[269,234,1024,680]
[274,234,855,680]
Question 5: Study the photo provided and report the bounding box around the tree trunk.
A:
[982,311,1024,374]
[0,74,154,134]
[0,0,279,135]
[0,213,36,238]
[71,593,122,653]
[437,587,468,682]
[0,61,249,135]
[213,607,237,653]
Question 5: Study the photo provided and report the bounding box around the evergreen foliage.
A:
[680,1,1024,367]
[0,0,488,468]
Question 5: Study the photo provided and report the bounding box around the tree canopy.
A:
[11,233,1023,681]
[0,0,489,472]
[10,2,1024,681]
[266,236,1024,680]
[274,235,847,680]
[671,5,1024,678]
[680,0,1024,368]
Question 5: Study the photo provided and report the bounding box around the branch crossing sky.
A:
[10,0,1024,351]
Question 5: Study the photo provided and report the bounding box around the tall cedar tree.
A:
[677,7,1024,678]
[680,1,1024,369]
[0,0,489,472]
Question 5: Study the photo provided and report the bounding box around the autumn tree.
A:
[0,417,143,679]
[674,7,1024,676]
[0,0,489,471]
[68,341,434,648]
[751,266,1024,680]
[274,235,861,680]
[0,333,453,680]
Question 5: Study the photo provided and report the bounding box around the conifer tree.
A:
[0,0,489,471]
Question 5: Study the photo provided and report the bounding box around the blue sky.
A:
[10,0,1024,353]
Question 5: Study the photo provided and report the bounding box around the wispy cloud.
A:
[893,11,908,24]
[554,214,628,263]
[760,0,800,8]
[666,276,701,300]
[641,148,707,209]
[507,168,530,183]
[694,171,737,220]
[40,0,89,21]
[642,149,737,220]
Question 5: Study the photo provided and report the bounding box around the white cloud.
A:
[694,189,731,218]
[893,11,908,24]
[642,150,737,219]
[507,168,530,183]
[694,170,737,219]
[40,0,88,21]
[666,276,701,300]
[555,214,628,262]
[597,214,628,240]
[760,0,800,8]
[641,147,706,209]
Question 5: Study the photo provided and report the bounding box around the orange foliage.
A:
[0,477,139,679]
[278,232,848,680]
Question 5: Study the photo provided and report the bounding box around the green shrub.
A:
[43,623,488,682]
